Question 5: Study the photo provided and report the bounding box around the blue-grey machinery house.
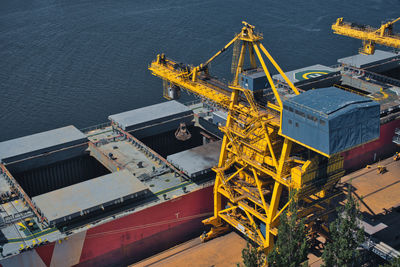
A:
[281,87,380,155]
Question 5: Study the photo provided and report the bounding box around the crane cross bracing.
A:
[149,22,345,253]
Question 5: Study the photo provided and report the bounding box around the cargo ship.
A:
[0,42,399,266]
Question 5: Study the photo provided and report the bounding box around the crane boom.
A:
[332,17,400,54]
[149,22,345,254]
[149,56,232,109]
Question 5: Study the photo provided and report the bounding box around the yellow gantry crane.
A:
[332,16,400,54]
[149,22,344,253]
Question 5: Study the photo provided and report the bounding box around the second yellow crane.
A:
[332,16,400,54]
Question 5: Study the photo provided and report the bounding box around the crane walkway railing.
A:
[149,61,231,109]
[333,22,400,42]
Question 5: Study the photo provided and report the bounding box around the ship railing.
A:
[393,128,400,145]
[0,164,48,224]
[329,63,342,69]
[184,99,216,116]
[0,210,33,228]
[361,237,400,261]
[88,142,122,172]
[334,84,365,97]
[342,63,400,88]
[272,70,341,93]
[202,179,215,188]
[113,124,190,180]
[184,99,203,107]
[80,122,111,134]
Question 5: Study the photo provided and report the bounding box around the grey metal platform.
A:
[0,125,87,164]
[32,170,150,225]
[338,50,399,70]
[108,100,194,137]
[167,140,222,178]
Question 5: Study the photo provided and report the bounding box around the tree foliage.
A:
[322,189,365,267]
[239,239,265,267]
[267,191,309,267]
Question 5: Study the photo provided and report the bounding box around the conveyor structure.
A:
[149,22,379,254]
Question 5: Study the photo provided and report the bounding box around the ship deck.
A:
[0,101,219,260]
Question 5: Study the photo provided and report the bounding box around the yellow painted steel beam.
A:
[277,138,292,176]
[280,132,331,158]
[225,166,246,183]
[261,123,278,168]
[252,43,283,108]
[252,168,269,214]
[243,209,266,245]
[203,35,240,68]
[271,198,292,223]
[332,17,400,54]
[237,199,268,222]
[150,21,346,254]
[233,42,248,86]
[248,45,257,69]
[218,213,261,244]
[149,61,231,108]
[265,181,283,249]
[258,43,300,95]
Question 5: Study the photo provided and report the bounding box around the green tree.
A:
[322,188,365,267]
[267,191,309,267]
[238,238,265,267]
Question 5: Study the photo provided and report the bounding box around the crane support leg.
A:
[201,83,241,242]
[265,181,282,252]
[149,22,347,257]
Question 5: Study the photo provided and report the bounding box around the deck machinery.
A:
[149,22,377,253]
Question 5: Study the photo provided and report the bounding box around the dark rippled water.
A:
[0,0,398,141]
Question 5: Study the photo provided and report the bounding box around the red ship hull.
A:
[78,185,214,266]
[342,118,400,171]
[1,185,214,267]
[2,119,400,267]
